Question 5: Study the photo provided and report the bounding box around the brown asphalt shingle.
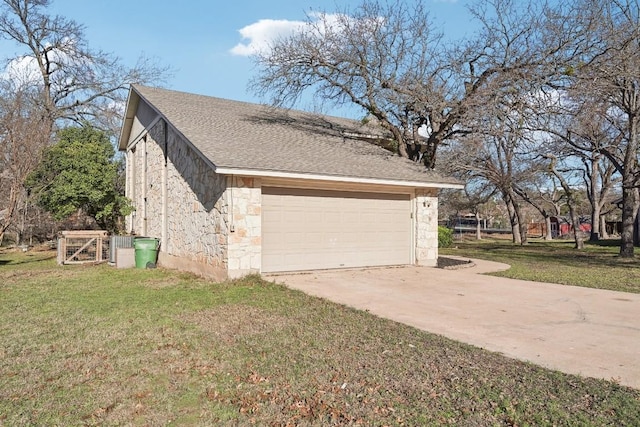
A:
[132,85,460,186]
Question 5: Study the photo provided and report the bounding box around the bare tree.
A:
[250,0,450,167]
[0,0,170,240]
[543,153,586,249]
[565,104,619,242]
[558,0,640,256]
[580,153,618,241]
[513,179,564,241]
[250,0,590,169]
[536,96,620,242]
[443,115,537,245]
[0,0,169,134]
[0,84,51,244]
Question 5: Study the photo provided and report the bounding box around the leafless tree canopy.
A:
[250,0,640,256]
[0,83,51,243]
[0,0,170,243]
[250,0,453,167]
[0,0,170,133]
[251,0,594,169]
[550,0,640,255]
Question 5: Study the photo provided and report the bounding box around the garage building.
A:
[118,85,462,280]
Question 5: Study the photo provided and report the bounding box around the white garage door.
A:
[262,187,412,273]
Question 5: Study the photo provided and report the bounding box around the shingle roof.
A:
[123,85,461,187]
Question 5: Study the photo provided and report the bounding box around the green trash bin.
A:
[134,237,160,269]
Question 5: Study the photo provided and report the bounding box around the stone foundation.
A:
[158,252,227,282]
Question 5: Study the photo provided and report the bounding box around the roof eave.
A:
[117,86,140,151]
[214,167,464,189]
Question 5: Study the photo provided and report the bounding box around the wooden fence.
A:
[57,230,109,265]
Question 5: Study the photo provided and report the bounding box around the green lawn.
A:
[1,248,639,425]
[441,237,640,293]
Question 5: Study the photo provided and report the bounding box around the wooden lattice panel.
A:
[57,230,109,265]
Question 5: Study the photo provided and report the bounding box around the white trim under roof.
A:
[214,167,464,189]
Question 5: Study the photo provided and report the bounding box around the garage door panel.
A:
[262,187,412,273]
[306,212,324,223]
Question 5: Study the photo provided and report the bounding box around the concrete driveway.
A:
[270,258,640,389]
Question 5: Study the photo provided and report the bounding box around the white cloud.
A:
[230,12,358,57]
[230,18,307,56]
[1,55,42,88]
[1,37,89,91]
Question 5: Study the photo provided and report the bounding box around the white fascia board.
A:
[214,167,464,189]
[118,87,138,151]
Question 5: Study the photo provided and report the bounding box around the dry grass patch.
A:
[1,249,639,425]
[180,304,293,344]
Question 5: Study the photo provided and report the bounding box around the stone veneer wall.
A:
[127,120,229,279]
[144,128,163,238]
[415,189,439,266]
[128,140,145,235]
[226,177,262,278]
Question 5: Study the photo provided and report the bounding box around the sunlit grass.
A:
[441,237,640,293]
[1,248,639,425]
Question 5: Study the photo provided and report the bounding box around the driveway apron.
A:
[270,259,640,389]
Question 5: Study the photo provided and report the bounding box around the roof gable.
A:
[119,85,462,188]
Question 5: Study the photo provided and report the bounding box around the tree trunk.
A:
[634,188,640,247]
[421,138,438,169]
[511,222,521,244]
[588,155,601,241]
[619,171,638,257]
[518,217,528,245]
[635,210,640,247]
[385,124,410,159]
[568,204,584,249]
[600,215,609,239]
[590,202,601,241]
[475,212,482,240]
[619,118,638,257]
[545,216,553,240]
[619,184,635,256]
[0,183,20,245]
[510,191,528,245]
[504,194,522,244]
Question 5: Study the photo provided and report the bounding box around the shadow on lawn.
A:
[587,239,624,247]
[0,252,56,266]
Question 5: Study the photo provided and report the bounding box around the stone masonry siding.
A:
[127,119,229,276]
[226,177,262,278]
[415,189,439,266]
[145,129,163,239]
[129,141,145,235]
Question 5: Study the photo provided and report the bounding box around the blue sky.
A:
[3,0,474,111]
